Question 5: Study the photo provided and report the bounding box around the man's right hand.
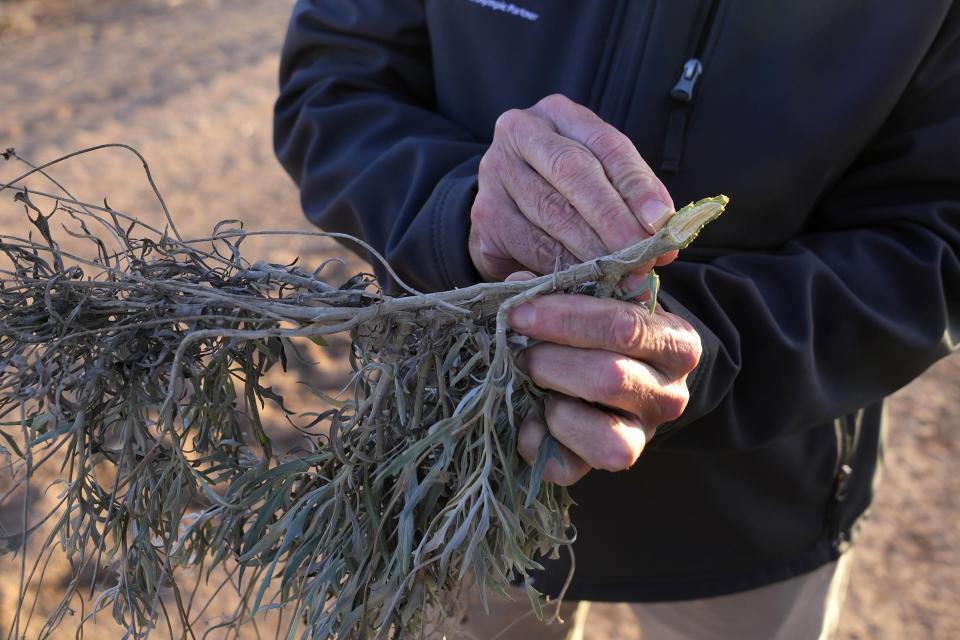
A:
[469,94,677,287]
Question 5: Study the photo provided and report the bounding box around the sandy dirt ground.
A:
[0,1,957,638]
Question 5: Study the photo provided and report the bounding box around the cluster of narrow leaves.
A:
[0,146,727,639]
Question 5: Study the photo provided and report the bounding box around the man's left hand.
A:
[508,291,702,486]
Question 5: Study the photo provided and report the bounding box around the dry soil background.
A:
[0,1,957,638]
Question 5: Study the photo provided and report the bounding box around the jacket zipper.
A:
[828,413,860,551]
[659,0,720,173]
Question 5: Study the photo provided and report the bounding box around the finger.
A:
[495,157,608,261]
[468,228,523,282]
[508,295,702,378]
[469,182,578,279]
[654,250,679,267]
[505,271,537,282]
[530,94,675,235]
[499,109,645,252]
[524,344,690,425]
[517,414,591,486]
[621,265,656,295]
[543,395,651,472]
[623,286,652,306]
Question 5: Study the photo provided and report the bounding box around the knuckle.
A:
[494,108,525,135]
[599,436,637,472]
[548,143,595,184]
[469,194,493,226]
[537,93,572,112]
[477,152,497,180]
[607,307,644,353]
[659,335,700,376]
[690,329,703,362]
[657,386,690,424]
[594,358,631,403]
[467,221,483,247]
[617,170,655,201]
[668,313,695,334]
[663,317,702,374]
[467,231,499,279]
[586,129,633,164]
[677,332,703,373]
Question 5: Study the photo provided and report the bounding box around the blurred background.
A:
[1,0,957,637]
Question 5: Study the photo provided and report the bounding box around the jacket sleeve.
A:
[273,0,486,293]
[652,8,960,451]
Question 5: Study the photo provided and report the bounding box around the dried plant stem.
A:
[0,145,728,639]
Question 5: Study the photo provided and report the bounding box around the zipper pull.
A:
[834,463,853,501]
[671,58,704,103]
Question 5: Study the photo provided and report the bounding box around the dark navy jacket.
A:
[274,0,960,601]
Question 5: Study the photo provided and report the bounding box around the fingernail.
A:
[640,200,672,234]
[509,303,535,330]
[505,270,536,283]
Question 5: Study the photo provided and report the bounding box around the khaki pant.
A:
[455,553,853,640]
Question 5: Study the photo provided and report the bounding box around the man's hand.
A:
[508,292,702,486]
[475,94,697,486]
[469,94,677,289]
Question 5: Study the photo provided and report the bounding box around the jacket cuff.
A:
[427,155,484,290]
[651,288,719,441]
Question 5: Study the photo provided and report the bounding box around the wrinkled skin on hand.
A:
[469,93,702,486]
[507,282,702,486]
[468,94,679,291]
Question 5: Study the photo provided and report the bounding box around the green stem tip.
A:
[664,195,730,249]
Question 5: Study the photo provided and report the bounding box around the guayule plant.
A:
[0,146,727,639]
